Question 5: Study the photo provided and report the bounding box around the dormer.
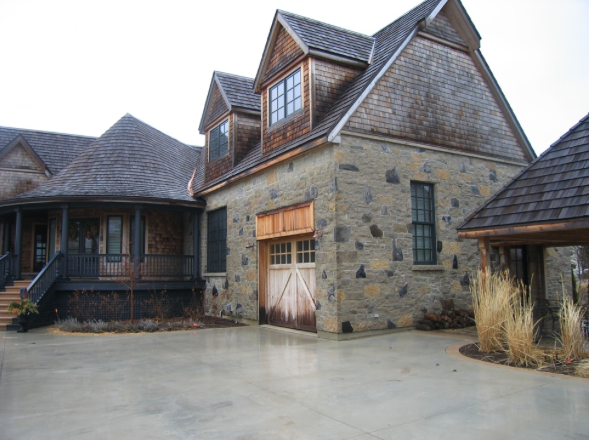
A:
[254,11,375,155]
[199,72,261,182]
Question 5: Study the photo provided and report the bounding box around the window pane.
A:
[107,216,122,254]
[278,107,284,120]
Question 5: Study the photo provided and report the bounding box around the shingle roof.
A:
[0,126,95,174]
[215,72,260,112]
[278,10,375,64]
[457,113,589,232]
[4,114,201,204]
[193,0,445,194]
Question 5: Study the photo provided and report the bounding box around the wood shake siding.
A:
[262,61,311,155]
[234,113,261,166]
[202,83,229,131]
[205,113,233,182]
[314,59,362,124]
[263,25,305,83]
[345,37,525,161]
[425,9,466,46]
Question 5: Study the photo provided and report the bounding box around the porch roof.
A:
[457,112,589,246]
[0,114,205,209]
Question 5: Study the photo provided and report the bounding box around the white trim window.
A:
[209,120,229,161]
[270,69,301,125]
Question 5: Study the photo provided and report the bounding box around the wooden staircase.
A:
[0,280,31,331]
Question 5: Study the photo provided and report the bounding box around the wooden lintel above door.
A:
[256,201,314,241]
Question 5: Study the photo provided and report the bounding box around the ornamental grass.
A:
[557,287,588,361]
[575,359,589,378]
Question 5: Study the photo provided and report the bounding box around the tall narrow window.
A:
[270,69,301,125]
[207,208,227,273]
[107,216,123,256]
[209,120,229,161]
[411,182,436,265]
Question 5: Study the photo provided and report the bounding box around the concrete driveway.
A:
[1,326,587,440]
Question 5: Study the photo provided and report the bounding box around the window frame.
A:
[208,119,229,162]
[411,182,437,265]
[269,68,302,126]
[207,208,227,273]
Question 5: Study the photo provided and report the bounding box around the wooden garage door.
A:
[268,238,316,332]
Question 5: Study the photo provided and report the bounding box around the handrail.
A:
[0,252,12,288]
[66,254,194,278]
[26,251,62,304]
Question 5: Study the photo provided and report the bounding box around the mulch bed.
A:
[459,343,581,376]
[195,316,248,329]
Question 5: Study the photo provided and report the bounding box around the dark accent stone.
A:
[269,188,279,199]
[453,255,458,269]
[398,283,408,298]
[437,241,443,253]
[367,305,374,313]
[385,270,395,278]
[339,164,359,172]
[226,247,230,255]
[369,224,383,238]
[321,270,327,279]
[236,303,243,310]
[362,213,372,223]
[451,198,459,208]
[387,319,397,329]
[355,241,364,251]
[246,215,250,222]
[392,239,403,261]
[489,169,498,182]
[223,280,229,289]
[239,227,244,236]
[329,178,338,193]
[460,272,470,287]
[364,188,372,203]
[342,321,354,333]
[356,265,366,279]
[381,143,391,153]
[461,162,466,173]
[212,285,218,297]
[233,213,239,223]
[381,206,389,215]
[422,162,432,173]
[316,300,321,310]
[235,275,241,282]
[442,216,451,224]
[471,186,480,195]
[334,226,351,242]
[386,168,400,184]
[317,218,328,228]
[417,148,426,153]
[350,145,364,150]
[241,255,248,266]
[314,239,320,251]
[328,286,335,302]
[287,162,293,173]
[305,185,318,200]
[253,230,256,237]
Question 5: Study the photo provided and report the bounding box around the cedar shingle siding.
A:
[263,25,305,84]
[202,83,229,132]
[205,114,233,182]
[314,60,362,125]
[425,9,466,46]
[234,113,261,166]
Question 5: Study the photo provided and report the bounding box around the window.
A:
[411,182,436,265]
[207,208,227,273]
[107,216,123,261]
[270,242,292,265]
[509,246,528,284]
[270,69,301,125]
[209,120,228,161]
[296,239,315,264]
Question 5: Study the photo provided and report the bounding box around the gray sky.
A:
[1,0,587,155]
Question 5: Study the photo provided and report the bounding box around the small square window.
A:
[269,69,302,126]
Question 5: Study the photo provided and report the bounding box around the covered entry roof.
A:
[457,112,589,246]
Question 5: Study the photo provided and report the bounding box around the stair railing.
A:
[23,252,62,304]
[0,252,12,289]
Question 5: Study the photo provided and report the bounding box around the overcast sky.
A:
[1,0,587,156]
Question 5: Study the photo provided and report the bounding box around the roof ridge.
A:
[116,113,192,148]
[372,0,443,37]
[215,71,255,81]
[277,9,374,39]
[549,112,589,148]
[0,125,97,140]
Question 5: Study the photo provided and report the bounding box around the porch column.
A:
[60,204,69,279]
[478,237,491,274]
[134,205,142,276]
[192,211,200,280]
[2,218,10,254]
[14,209,22,280]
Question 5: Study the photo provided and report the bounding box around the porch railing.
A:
[0,252,13,289]
[67,254,195,278]
[26,251,62,304]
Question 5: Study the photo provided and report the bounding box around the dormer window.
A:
[270,69,301,125]
[209,120,229,161]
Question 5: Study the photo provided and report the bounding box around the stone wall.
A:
[201,145,337,325]
[544,246,573,300]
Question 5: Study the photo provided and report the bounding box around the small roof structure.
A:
[0,114,203,209]
[457,112,589,246]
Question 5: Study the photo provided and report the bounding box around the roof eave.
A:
[198,72,233,134]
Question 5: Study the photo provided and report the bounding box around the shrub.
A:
[55,317,82,332]
[557,288,588,360]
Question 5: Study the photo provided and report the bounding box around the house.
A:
[1,0,572,336]
[457,113,589,303]
[190,0,570,340]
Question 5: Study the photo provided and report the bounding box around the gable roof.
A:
[254,10,376,92]
[199,72,260,132]
[0,126,95,174]
[457,112,589,234]
[193,0,533,195]
[2,114,202,206]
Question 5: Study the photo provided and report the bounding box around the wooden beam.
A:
[458,219,589,239]
[478,237,491,274]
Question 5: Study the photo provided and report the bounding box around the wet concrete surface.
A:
[0,326,587,439]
